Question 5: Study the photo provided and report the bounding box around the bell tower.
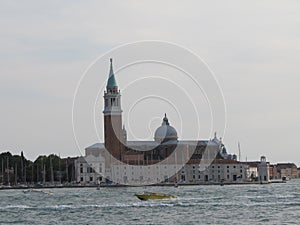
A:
[103,58,124,160]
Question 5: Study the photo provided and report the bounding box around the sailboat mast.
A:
[59,155,61,184]
[15,163,17,185]
[1,158,3,185]
[36,164,38,183]
[66,160,69,183]
[175,152,178,182]
[21,155,23,183]
[43,163,46,184]
[24,163,26,184]
[50,156,54,184]
[7,157,10,186]
[31,164,34,184]
[238,142,241,162]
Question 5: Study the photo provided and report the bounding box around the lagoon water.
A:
[1,180,300,225]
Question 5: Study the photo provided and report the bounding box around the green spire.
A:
[107,58,117,88]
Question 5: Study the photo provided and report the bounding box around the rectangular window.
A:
[233,175,237,181]
[181,175,185,181]
[205,175,208,181]
[90,177,93,182]
[80,167,83,173]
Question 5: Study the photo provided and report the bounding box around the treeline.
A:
[0,151,76,186]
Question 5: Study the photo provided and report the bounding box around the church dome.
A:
[154,114,178,143]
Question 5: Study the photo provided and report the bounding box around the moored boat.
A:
[23,189,52,195]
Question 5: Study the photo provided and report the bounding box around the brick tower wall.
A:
[104,114,124,160]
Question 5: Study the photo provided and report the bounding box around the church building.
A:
[75,59,262,185]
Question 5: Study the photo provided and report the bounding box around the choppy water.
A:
[1,180,300,225]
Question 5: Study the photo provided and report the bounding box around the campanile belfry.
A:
[103,58,124,160]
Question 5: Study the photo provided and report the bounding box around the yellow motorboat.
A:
[135,192,176,201]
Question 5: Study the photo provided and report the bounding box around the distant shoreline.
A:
[0,180,288,190]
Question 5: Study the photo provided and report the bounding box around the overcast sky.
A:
[1,1,300,165]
